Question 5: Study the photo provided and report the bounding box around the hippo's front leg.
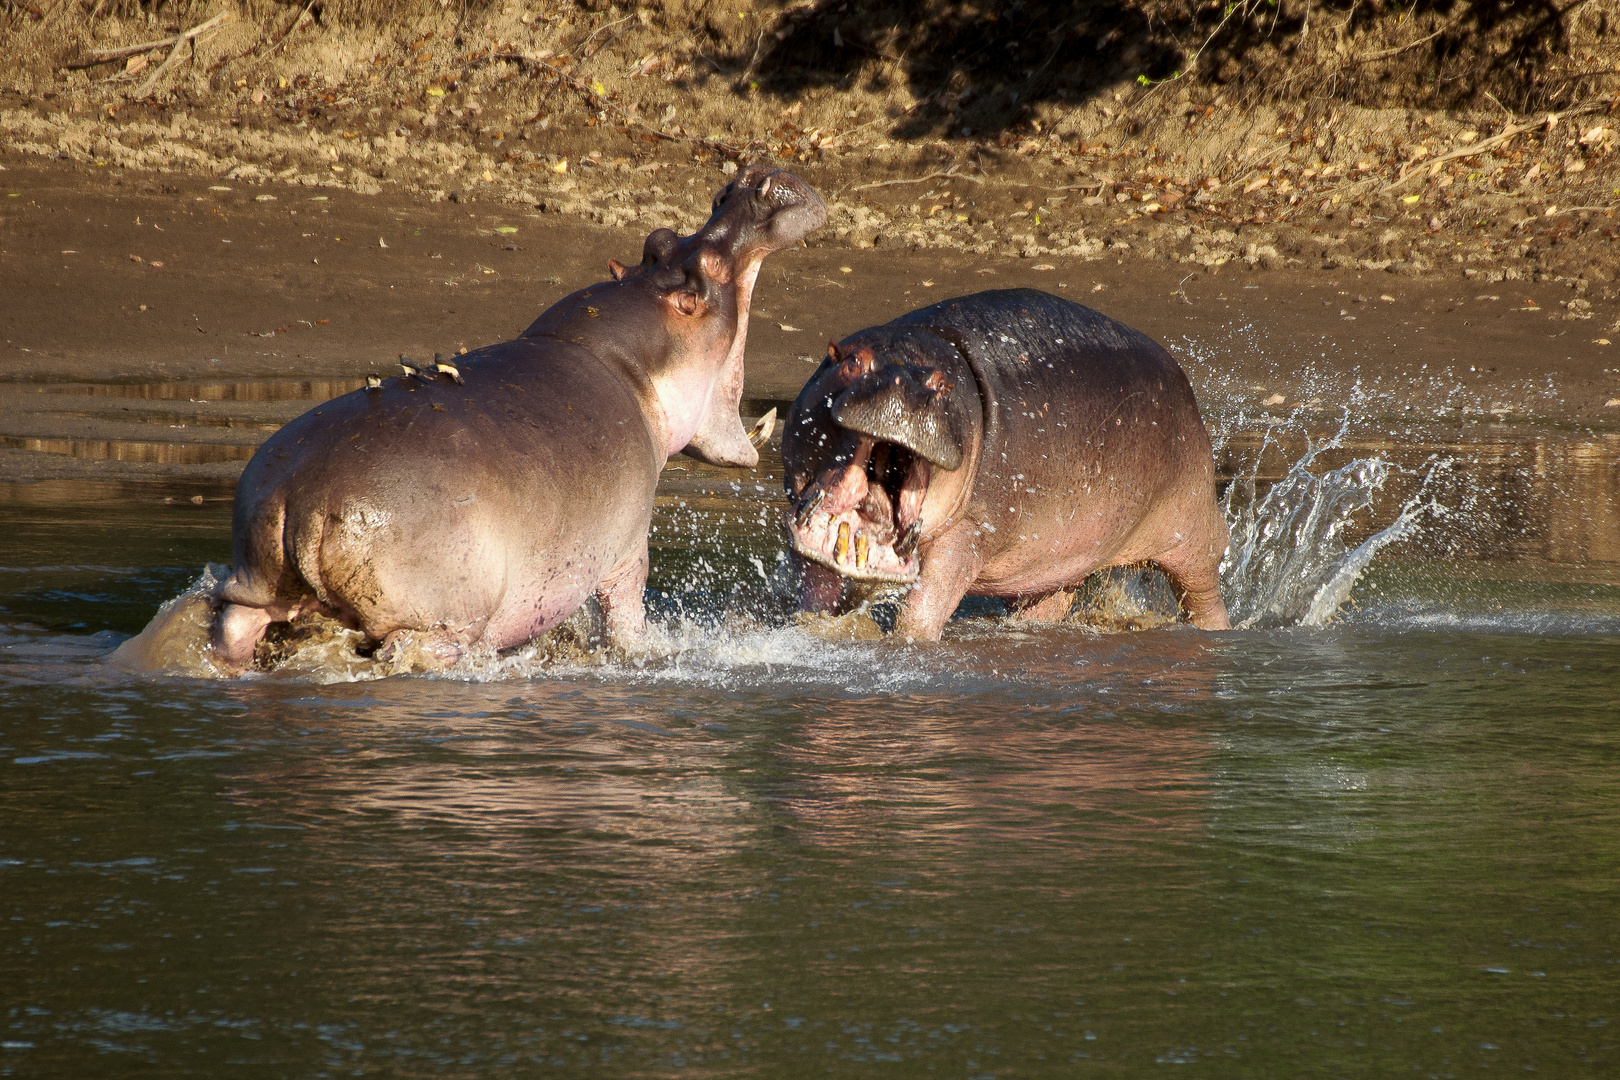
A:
[595,548,650,648]
[796,555,847,615]
[894,520,983,642]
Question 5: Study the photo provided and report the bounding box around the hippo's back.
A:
[223,338,662,644]
[889,288,1173,388]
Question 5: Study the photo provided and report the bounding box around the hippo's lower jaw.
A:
[786,433,929,584]
[787,510,920,583]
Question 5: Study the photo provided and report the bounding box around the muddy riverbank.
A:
[4,156,1619,493]
[2,2,1619,305]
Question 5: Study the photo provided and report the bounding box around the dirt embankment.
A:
[2,0,1620,304]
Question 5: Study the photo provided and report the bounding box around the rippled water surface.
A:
[3,425,1618,1077]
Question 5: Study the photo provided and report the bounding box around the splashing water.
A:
[1217,414,1446,629]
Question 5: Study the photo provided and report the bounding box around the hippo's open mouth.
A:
[787,433,930,583]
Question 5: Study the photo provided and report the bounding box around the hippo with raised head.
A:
[208,165,825,672]
[782,288,1230,639]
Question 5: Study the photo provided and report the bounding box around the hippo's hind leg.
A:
[595,548,650,648]
[212,596,306,673]
[1153,516,1232,631]
[213,603,273,671]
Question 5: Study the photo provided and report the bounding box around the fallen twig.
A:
[1384,97,1617,193]
[265,0,316,58]
[75,11,228,68]
[1351,23,1450,64]
[80,35,182,64]
[130,12,231,100]
[1382,119,1544,193]
[535,12,634,115]
[1225,139,1294,192]
[847,164,984,192]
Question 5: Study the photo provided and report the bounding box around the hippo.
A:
[781,288,1230,639]
[209,165,826,672]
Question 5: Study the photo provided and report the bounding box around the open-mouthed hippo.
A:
[782,288,1230,639]
[209,165,826,673]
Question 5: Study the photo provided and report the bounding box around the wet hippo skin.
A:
[783,288,1231,639]
[207,165,827,673]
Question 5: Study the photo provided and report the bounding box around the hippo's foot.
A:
[1176,581,1231,631]
[1155,542,1232,631]
[1010,588,1077,624]
[212,602,280,675]
[374,629,466,675]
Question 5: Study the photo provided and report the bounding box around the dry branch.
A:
[77,11,228,69]
[129,12,230,100]
[1352,24,1451,64]
[265,1,317,58]
[1382,97,1615,193]
[847,164,984,192]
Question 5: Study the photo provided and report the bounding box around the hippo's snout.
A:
[832,364,965,471]
[712,165,828,252]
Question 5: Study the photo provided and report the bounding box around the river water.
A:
[2,396,1618,1076]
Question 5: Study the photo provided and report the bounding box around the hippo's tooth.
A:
[748,407,777,449]
[835,521,851,564]
[896,521,921,558]
[794,489,824,527]
[854,530,870,569]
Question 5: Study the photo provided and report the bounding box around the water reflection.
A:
[1,479,1618,1073]
[4,375,1617,590]
[0,435,257,464]
[0,379,365,466]
[30,379,368,402]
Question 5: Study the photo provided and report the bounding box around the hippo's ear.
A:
[642,227,680,266]
[832,364,968,471]
[608,259,631,282]
[667,289,704,316]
